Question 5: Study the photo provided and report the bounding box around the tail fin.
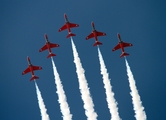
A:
[30,76,39,81]
[93,41,102,46]
[47,53,56,58]
[120,52,129,58]
[66,33,76,38]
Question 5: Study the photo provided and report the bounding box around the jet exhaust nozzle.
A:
[66,33,76,38]
[120,52,129,58]
[93,41,102,46]
[30,76,39,81]
[47,53,56,58]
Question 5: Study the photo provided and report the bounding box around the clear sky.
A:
[1,0,166,120]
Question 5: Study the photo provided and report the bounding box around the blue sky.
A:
[1,0,166,120]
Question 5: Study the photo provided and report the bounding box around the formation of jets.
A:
[22,13,133,81]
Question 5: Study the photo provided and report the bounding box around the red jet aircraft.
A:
[58,14,79,38]
[86,22,106,46]
[112,33,133,58]
[22,57,42,81]
[39,34,60,58]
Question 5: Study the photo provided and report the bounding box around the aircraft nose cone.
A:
[117,33,120,38]
[64,13,67,18]
[27,56,30,61]
[44,33,48,39]
[44,33,47,37]
[91,22,94,26]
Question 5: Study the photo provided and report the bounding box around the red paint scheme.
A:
[39,33,60,58]
[22,57,42,81]
[58,14,79,38]
[112,33,133,58]
[86,22,106,46]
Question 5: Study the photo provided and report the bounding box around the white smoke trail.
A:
[97,47,121,120]
[51,57,72,120]
[35,81,50,120]
[71,38,97,120]
[125,58,147,120]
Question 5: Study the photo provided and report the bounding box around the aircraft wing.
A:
[112,44,121,51]
[39,45,48,52]
[69,23,79,28]
[122,42,133,48]
[22,67,31,75]
[59,24,67,32]
[86,33,94,40]
[96,31,106,36]
[49,43,60,48]
[32,65,42,71]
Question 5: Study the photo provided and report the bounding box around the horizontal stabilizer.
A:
[30,76,39,81]
[120,52,129,58]
[47,53,56,58]
[66,33,76,38]
[93,41,102,46]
